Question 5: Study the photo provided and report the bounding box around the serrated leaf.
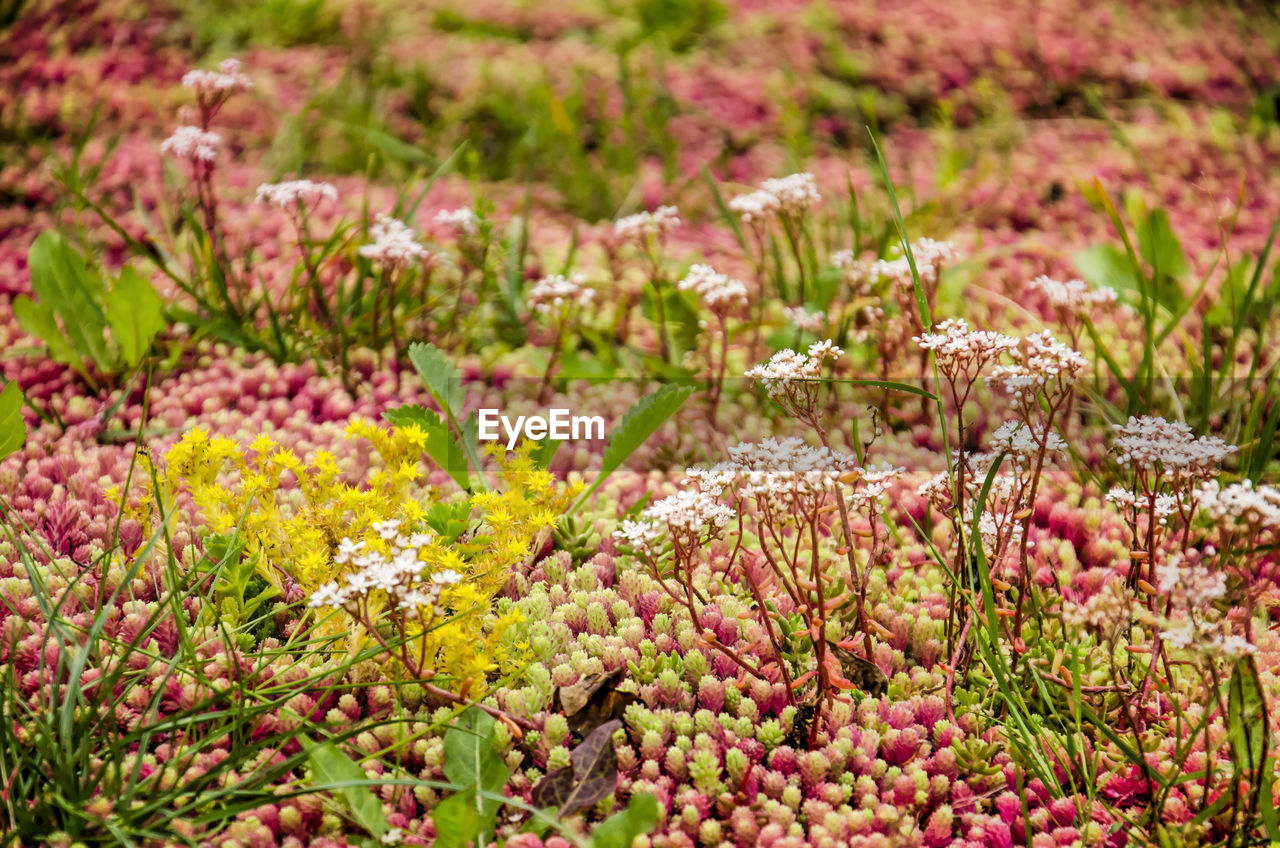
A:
[299,738,389,838]
[407,341,464,420]
[0,382,27,460]
[600,383,693,480]
[28,231,109,368]
[442,708,509,822]
[383,404,470,490]
[105,266,166,367]
[588,793,660,848]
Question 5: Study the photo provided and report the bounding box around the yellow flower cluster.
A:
[121,422,576,692]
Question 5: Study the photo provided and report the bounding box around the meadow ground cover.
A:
[3,0,1280,846]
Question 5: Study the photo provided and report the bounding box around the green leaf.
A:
[571,382,693,513]
[13,296,83,375]
[431,787,483,848]
[407,341,465,420]
[383,404,471,490]
[1074,243,1138,296]
[0,382,27,460]
[299,738,389,838]
[105,266,166,367]
[442,708,510,823]
[588,794,660,848]
[27,230,110,368]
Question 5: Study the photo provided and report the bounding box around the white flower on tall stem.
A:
[255,180,339,210]
[160,126,222,162]
[434,207,480,236]
[359,215,429,271]
[529,273,594,400]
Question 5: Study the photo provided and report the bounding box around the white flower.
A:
[1111,416,1235,479]
[759,173,821,215]
[359,215,429,270]
[715,437,859,510]
[527,273,594,315]
[614,518,663,556]
[987,420,1066,469]
[160,126,221,162]
[1199,479,1280,528]
[255,180,339,209]
[782,305,825,332]
[614,205,680,242]
[182,58,252,98]
[641,490,735,538]
[728,189,781,224]
[308,528,453,617]
[678,264,749,312]
[745,340,842,398]
[914,319,1018,378]
[434,207,480,235]
[867,239,956,289]
[1027,275,1117,315]
[991,331,1087,405]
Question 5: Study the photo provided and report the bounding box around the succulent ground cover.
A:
[3,0,1280,846]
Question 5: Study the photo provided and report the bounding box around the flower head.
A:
[1027,275,1117,316]
[434,207,480,236]
[1111,416,1235,480]
[678,264,749,313]
[160,126,221,162]
[745,340,842,399]
[527,273,594,315]
[614,205,680,242]
[782,305,825,333]
[182,58,252,99]
[255,180,339,209]
[359,214,429,270]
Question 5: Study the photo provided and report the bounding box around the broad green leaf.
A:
[383,404,471,490]
[299,738,389,838]
[1073,243,1138,295]
[105,266,166,367]
[1134,207,1187,282]
[0,382,27,459]
[13,296,82,374]
[430,787,483,848]
[442,708,509,822]
[28,230,110,367]
[588,794,660,848]
[407,341,465,420]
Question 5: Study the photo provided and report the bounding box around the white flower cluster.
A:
[848,462,905,510]
[991,330,1087,405]
[1160,620,1254,658]
[308,521,461,619]
[759,172,821,214]
[613,490,734,557]
[866,239,957,289]
[614,205,680,242]
[182,58,252,98]
[359,214,429,270]
[678,264,748,312]
[161,126,221,162]
[1111,416,1235,479]
[715,437,860,509]
[987,420,1066,470]
[1027,275,1117,314]
[978,510,1025,559]
[255,180,339,209]
[783,305,825,332]
[434,207,479,235]
[728,172,821,223]
[1063,578,1131,636]
[1106,486,1182,525]
[1153,553,1226,605]
[914,318,1019,378]
[745,339,842,398]
[527,273,594,315]
[1198,479,1280,528]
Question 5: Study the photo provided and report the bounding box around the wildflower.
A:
[614,205,680,242]
[527,273,595,315]
[1105,487,1182,526]
[728,189,781,224]
[782,305,825,332]
[160,126,221,162]
[1027,275,1117,315]
[1063,578,1131,638]
[869,239,957,289]
[987,420,1066,469]
[758,173,821,215]
[614,518,663,556]
[718,436,859,509]
[745,340,842,398]
[642,490,735,537]
[847,462,905,510]
[1111,416,1235,480]
[255,180,339,209]
[308,528,458,618]
[181,58,252,98]
[1199,479,1280,527]
[914,318,1018,380]
[990,330,1087,406]
[678,264,749,313]
[359,214,429,270]
[434,207,480,235]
